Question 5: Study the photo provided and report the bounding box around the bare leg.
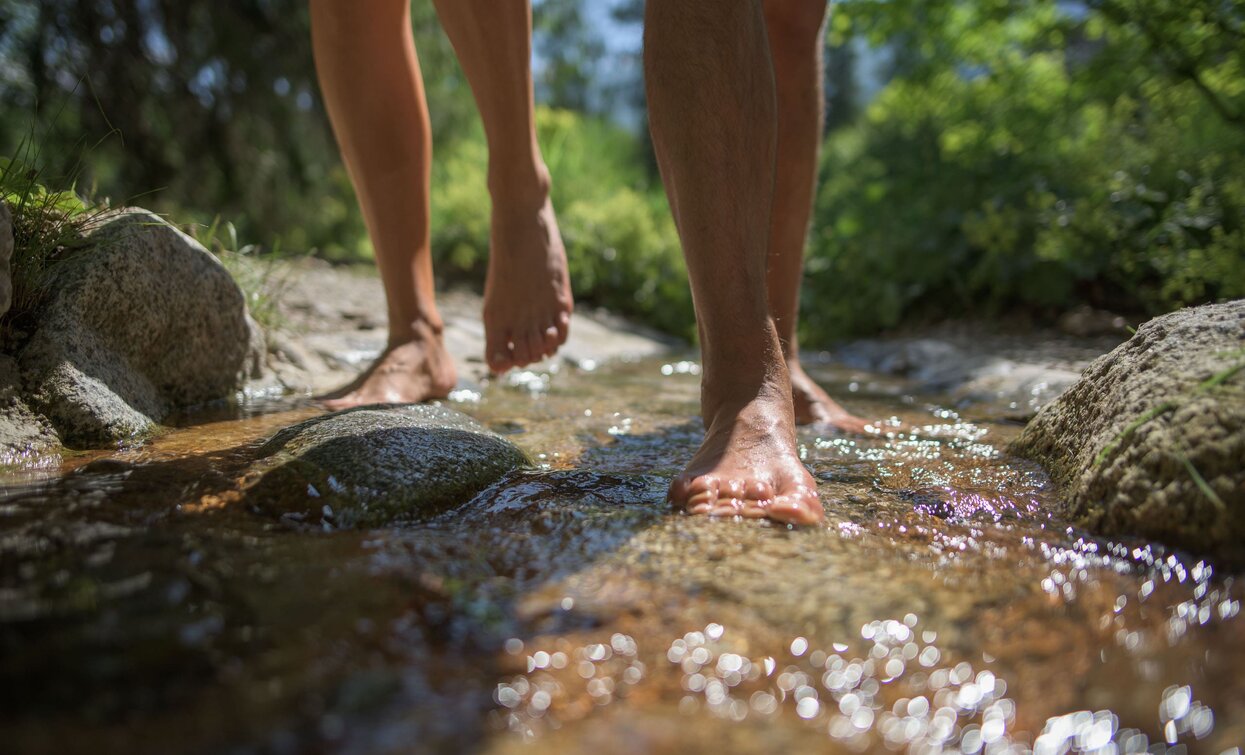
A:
[310,0,456,408]
[432,0,573,373]
[646,0,823,524]
[764,0,869,433]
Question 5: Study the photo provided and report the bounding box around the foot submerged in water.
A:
[318,324,457,411]
[669,372,824,526]
[788,359,874,434]
[483,185,573,373]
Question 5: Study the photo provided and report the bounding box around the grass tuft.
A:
[186,215,291,332]
[1,148,113,334]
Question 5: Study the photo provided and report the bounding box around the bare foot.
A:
[788,359,873,434]
[669,375,824,526]
[483,185,573,373]
[318,324,457,411]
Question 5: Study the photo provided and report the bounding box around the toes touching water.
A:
[318,324,458,411]
[668,380,826,526]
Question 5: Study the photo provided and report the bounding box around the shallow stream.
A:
[2,356,1242,753]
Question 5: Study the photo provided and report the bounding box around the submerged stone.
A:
[1013,300,1245,562]
[243,403,530,526]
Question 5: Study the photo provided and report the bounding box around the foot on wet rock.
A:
[669,376,824,526]
[788,359,874,434]
[483,180,573,374]
[318,326,457,411]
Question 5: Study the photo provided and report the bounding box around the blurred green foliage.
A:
[1,0,1241,345]
[801,0,1245,339]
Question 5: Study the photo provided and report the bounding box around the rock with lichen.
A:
[3,207,266,453]
[1013,300,1245,562]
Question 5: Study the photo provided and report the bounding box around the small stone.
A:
[243,403,530,526]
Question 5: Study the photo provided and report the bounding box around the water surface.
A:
[1,356,1241,753]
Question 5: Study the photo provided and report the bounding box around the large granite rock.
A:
[243,404,530,527]
[1013,301,1245,561]
[16,209,266,446]
[0,199,12,318]
[0,355,58,465]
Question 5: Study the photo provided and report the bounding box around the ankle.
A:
[387,314,445,349]
[487,159,551,211]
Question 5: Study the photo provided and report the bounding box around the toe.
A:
[743,480,775,502]
[542,323,561,358]
[672,475,719,511]
[524,330,546,366]
[510,334,533,368]
[486,329,514,374]
[767,487,824,525]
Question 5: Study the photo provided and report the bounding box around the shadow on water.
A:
[1,357,1244,753]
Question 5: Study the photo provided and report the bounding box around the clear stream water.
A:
[1,356,1242,754]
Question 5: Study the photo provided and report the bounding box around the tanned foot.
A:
[788,359,873,433]
[483,185,573,373]
[318,324,457,411]
[669,375,824,526]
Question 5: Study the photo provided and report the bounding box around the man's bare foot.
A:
[788,359,873,433]
[669,374,824,526]
[483,182,573,373]
[318,324,457,411]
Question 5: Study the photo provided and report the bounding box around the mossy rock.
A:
[244,403,530,527]
[1013,300,1245,563]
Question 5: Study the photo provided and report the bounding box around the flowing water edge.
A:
[1,356,1241,754]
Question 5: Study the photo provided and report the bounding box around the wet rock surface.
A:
[0,355,58,465]
[8,209,265,450]
[1014,300,1245,563]
[836,325,1122,420]
[2,356,1243,754]
[244,403,530,527]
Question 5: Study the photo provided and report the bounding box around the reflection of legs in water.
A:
[764,0,870,432]
[310,0,571,410]
[433,0,572,374]
[646,0,824,524]
[311,0,455,409]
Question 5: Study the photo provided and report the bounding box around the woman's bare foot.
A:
[669,371,824,526]
[318,322,457,411]
[483,181,573,373]
[788,359,873,433]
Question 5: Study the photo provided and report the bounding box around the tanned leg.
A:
[310,0,456,408]
[764,0,870,432]
[646,0,823,524]
[432,0,573,373]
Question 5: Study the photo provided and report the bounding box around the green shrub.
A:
[801,0,1245,343]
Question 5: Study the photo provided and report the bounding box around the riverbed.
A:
[2,355,1242,753]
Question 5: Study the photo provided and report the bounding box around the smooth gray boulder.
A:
[243,403,530,526]
[1013,300,1245,561]
[0,199,11,318]
[17,209,266,446]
